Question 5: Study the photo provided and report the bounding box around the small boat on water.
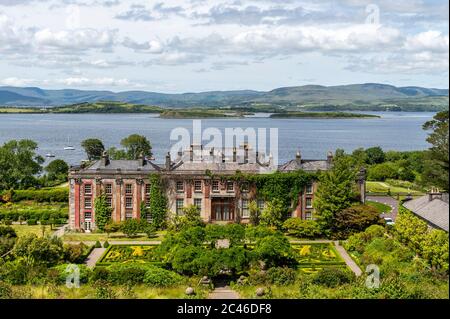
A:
[64,136,75,150]
[46,153,56,158]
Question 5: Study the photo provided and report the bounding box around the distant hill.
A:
[0,83,448,111]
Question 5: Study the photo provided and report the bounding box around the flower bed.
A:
[97,245,162,266]
[291,243,346,272]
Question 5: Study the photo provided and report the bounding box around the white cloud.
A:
[34,28,117,50]
[59,77,131,86]
[404,31,449,53]
[0,77,37,86]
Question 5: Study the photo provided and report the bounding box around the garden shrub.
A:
[143,266,183,287]
[107,263,151,285]
[332,205,384,239]
[94,241,102,248]
[312,267,354,288]
[253,234,296,268]
[246,269,268,285]
[103,241,110,248]
[51,264,91,284]
[90,267,110,282]
[282,218,322,239]
[266,267,297,285]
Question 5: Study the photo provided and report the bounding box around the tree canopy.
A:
[421,111,449,191]
[120,134,152,160]
[81,138,105,161]
[0,139,44,190]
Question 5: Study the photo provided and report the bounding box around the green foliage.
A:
[94,193,112,231]
[94,280,117,299]
[81,138,105,161]
[7,188,68,203]
[120,134,153,159]
[260,198,284,229]
[266,267,297,285]
[0,226,17,257]
[204,224,245,246]
[421,111,449,191]
[120,219,141,237]
[248,200,260,226]
[253,234,296,268]
[333,205,384,239]
[63,242,91,263]
[103,241,109,248]
[395,206,449,271]
[143,266,183,287]
[107,263,150,285]
[94,241,102,248]
[314,156,357,232]
[0,281,13,299]
[13,234,64,267]
[169,205,204,230]
[148,174,168,229]
[106,147,128,160]
[244,225,277,241]
[0,139,44,190]
[312,267,354,288]
[45,160,69,182]
[282,218,322,239]
[365,146,385,164]
[248,171,315,213]
[51,264,91,284]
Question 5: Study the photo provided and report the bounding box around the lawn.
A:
[366,200,392,214]
[10,224,54,237]
[366,181,424,195]
[62,230,166,243]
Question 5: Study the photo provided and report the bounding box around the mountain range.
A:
[0,83,448,110]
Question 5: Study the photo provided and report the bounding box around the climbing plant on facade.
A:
[148,174,168,230]
[94,193,112,231]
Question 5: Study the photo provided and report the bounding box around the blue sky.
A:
[0,0,448,92]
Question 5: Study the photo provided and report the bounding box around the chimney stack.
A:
[233,147,237,162]
[100,151,110,167]
[244,144,249,164]
[327,151,334,165]
[296,150,302,165]
[165,152,171,170]
[138,152,145,166]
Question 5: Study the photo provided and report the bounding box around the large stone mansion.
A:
[68,145,366,231]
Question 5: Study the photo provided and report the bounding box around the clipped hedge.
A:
[11,188,68,203]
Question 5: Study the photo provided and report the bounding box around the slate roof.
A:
[403,195,449,232]
[70,146,332,175]
[278,159,330,172]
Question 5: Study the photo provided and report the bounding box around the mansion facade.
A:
[68,145,366,231]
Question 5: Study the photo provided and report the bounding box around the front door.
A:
[211,198,235,221]
[85,220,92,232]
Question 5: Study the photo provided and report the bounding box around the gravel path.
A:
[85,248,106,268]
[334,241,362,277]
[208,287,240,299]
